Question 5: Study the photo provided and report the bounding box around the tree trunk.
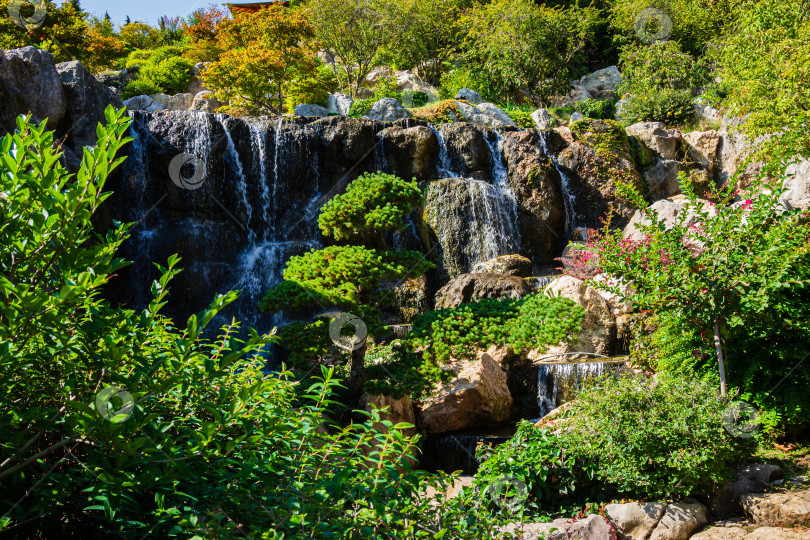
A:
[348,341,367,395]
[714,319,727,396]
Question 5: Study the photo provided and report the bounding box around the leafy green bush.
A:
[504,107,535,128]
[284,63,339,112]
[401,88,431,108]
[364,343,453,400]
[374,74,403,102]
[574,98,616,120]
[566,373,755,500]
[0,110,506,539]
[122,79,161,99]
[408,294,584,362]
[475,421,602,517]
[619,88,695,125]
[439,68,493,101]
[349,97,376,117]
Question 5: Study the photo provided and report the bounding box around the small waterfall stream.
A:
[536,361,627,418]
[539,130,578,236]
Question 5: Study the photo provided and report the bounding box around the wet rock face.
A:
[436,123,492,179]
[379,124,439,180]
[501,129,566,264]
[557,119,644,230]
[434,273,534,309]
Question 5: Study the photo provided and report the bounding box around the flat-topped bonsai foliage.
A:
[261,172,433,391]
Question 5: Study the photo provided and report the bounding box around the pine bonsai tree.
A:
[261,172,433,392]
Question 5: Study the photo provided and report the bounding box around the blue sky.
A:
[80,0,216,26]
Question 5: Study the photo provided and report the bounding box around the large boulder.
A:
[190,90,220,113]
[455,88,484,105]
[0,75,25,135]
[645,158,681,201]
[781,158,810,211]
[740,488,810,527]
[379,124,438,180]
[55,61,124,155]
[547,514,615,540]
[316,116,377,177]
[501,518,571,540]
[436,123,492,180]
[572,65,622,100]
[626,122,683,160]
[531,108,557,130]
[684,129,720,173]
[295,103,329,117]
[501,129,566,262]
[123,95,165,112]
[434,273,534,309]
[472,255,533,277]
[367,98,409,122]
[691,527,810,540]
[454,101,517,128]
[538,276,616,360]
[417,352,513,433]
[648,501,709,540]
[557,120,643,229]
[187,62,209,95]
[716,127,766,188]
[606,502,667,540]
[623,196,717,242]
[708,464,783,519]
[150,92,193,111]
[0,46,65,129]
[327,92,353,116]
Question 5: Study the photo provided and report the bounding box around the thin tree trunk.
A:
[714,319,727,396]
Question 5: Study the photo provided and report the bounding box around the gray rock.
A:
[187,62,208,95]
[378,125,438,180]
[574,65,622,99]
[684,129,720,172]
[366,98,409,122]
[569,87,592,102]
[150,92,194,111]
[434,273,534,309]
[472,255,533,277]
[123,95,165,112]
[649,501,709,540]
[645,158,681,201]
[0,46,66,128]
[55,60,123,154]
[626,121,683,160]
[740,488,810,527]
[453,101,517,128]
[569,112,584,124]
[693,97,723,126]
[501,519,570,540]
[190,90,220,113]
[531,108,557,130]
[709,464,783,519]
[606,502,666,540]
[294,103,329,117]
[781,158,810,211]
[327,92,353,116]
[455,87,484,105]
[691,526,809,540]
[436,123,492,179]
[0,71,27,135]
[548,514,614,540]
[623,196,717,242]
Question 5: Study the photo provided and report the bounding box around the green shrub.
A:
[566,373,756,500]
[374,74,403,102]
[285,64,339,112]
[121,79,161,99]
[574,98,616,120]
[439,68,492,101]
[364,343,453,400]
[408,294,584,362]
[401,88,430,108]
[620,88,695,125]
[475,421,602,517]
[629,312,714,376]
[349,97,376,117]
[140,56,194,95]
[504,107,535,128]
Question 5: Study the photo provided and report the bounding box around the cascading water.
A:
[536,361,627,418]
[539,130,578,236]
[421,429,513,474]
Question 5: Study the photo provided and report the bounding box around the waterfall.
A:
[536,361,626,418]
[421,431,513,474]
[539,130,578,236]
[429,125,457,178]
